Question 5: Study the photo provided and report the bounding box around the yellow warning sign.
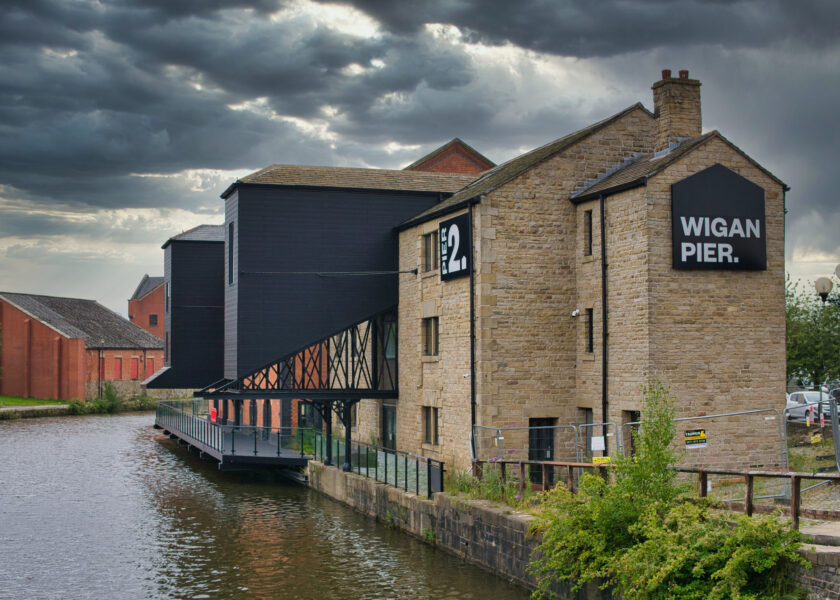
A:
[592,456,611,464]
[684,429,707,448]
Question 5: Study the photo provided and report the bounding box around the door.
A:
[529,417,556,485]
[382,404,397,450]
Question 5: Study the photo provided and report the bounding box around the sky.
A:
[1,0,839,315]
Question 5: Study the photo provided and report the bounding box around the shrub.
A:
[529,376,807,600]
[613,501,808,600]
[100,382,121,413]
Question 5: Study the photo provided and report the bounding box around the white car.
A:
[786,391,827,420]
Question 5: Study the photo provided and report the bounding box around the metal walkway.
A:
[155,401,311,470]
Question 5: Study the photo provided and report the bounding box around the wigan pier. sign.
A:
[671,164,766,271]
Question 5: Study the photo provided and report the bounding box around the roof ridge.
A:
[403,138,495,171]
[248,163,477,176]
[0,290,95,303]
[457,103,650,198]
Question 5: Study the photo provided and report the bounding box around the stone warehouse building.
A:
[162,71,786,472]
[388,70,786,469]
[0,292,164,400]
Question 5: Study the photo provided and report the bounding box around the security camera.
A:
[463,372,470,378]
[571,309,580,318]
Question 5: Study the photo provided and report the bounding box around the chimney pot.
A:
[679,69,689,79]
[661,69,671,80]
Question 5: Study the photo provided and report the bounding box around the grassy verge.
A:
[0,395,69,407]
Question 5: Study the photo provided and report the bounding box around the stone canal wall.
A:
[307,460,840,600]
[306,461,605,599]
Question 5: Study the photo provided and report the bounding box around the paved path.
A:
[0,404,70,418]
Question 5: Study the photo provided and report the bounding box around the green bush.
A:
[67,385,157,415]
[613,501,808,600]
[529,376,807,600]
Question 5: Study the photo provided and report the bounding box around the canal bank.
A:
[306,460,840,600]
[0,403,70,419]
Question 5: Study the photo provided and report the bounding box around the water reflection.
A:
[0,414,528,599]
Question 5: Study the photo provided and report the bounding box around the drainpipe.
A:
[600,194,609,454]
[469,200,477,458]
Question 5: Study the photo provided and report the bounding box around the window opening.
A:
[584,210,593,256]
[422,231,439,272]
[423,317,439,356]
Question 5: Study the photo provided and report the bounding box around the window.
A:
[586,308,594,353]
[149,314,158,327]
[422,231,439,272]
[623,410,641,455]
[423,406,439,445]
[114,357,122,380]
[165,281,170,313]
[131,357,139,379]
[384,320,397,359]
[584,210,593,256]
[165,332,169,364]
[422,317,438,356]
[228,222,235,285]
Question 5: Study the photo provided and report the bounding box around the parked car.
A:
[786,391,824,420]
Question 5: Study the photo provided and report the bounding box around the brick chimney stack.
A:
[652,69,701,152]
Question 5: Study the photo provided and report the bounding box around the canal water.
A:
[0,413,530,599]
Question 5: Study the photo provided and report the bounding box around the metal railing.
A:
[157,401,224,453]
[312,434,445,499]
[472,458,840,530]
[156,401,314,459]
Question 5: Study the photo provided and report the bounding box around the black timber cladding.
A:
[147,226,224,388]
[224,191,239,379]
[226,185,442,379]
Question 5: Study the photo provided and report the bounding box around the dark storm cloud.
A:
[0,0,479,212]
[327,0,840,57]
[1,0,839,309]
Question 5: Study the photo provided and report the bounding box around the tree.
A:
[786,277,840,386]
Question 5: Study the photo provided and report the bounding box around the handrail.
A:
[472,458,840,530]
[314,433,445,499]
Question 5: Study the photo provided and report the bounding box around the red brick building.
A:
[404,138,495,175]
[128,274,164,338]
[0,292,163,401]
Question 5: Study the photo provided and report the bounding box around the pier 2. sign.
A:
[440,213,471,281]
[672,163,766,270]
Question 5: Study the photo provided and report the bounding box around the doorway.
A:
[382,404,397,450]
[529,417,556,484]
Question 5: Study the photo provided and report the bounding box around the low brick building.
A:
[0,292,164,401]
[128,274,164,338]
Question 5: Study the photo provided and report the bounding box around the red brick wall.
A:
[85,348,164,383]
[128,283,164,339]
[410,145,493,175]
[0,299,86,400]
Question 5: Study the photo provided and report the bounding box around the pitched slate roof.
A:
[570,130,788,202]
[223,164,475,198]
[129,274,164,301]
[161,224,224,249]
[403,138,495,172]
[399,103,652,229]
[0,292,163,349]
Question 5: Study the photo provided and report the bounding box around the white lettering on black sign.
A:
[672,164,766,270]
[439,212,471,281]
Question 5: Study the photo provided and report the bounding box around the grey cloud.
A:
[327,0,840,57]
